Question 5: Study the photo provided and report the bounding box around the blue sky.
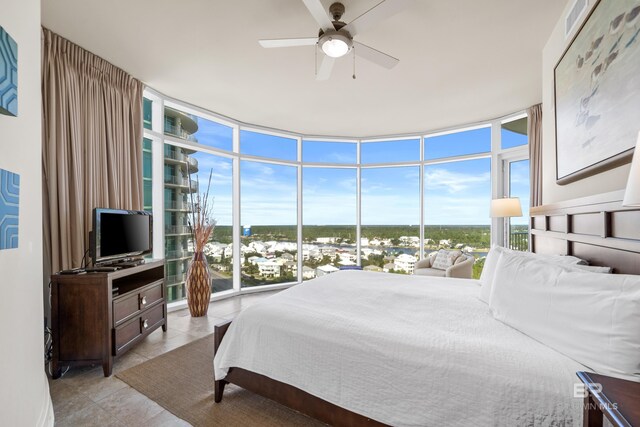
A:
[183,119,528,226]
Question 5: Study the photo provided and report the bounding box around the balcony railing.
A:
[165,273,187,285]
[165,200,192,211]
[509,231,529,252]
[187,156,199,171]
[164,149,186,162]
[164,121,198,142]
[165,225,191,235]
[165,249,191,260]
[164,175,190,187]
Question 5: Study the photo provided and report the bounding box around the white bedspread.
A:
[214,271,585,426]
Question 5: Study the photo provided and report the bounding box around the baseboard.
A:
[36,373,54,427]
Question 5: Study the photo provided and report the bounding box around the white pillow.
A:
[490,252,640,381]
[572,264,613,274]
[478,246,587,303]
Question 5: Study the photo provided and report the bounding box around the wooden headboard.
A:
[530,190,640,275]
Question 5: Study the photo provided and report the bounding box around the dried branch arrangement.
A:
[187,169,217,253]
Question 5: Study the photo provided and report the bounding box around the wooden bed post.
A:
[214,320,232,403]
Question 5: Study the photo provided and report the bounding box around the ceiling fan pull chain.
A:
[353,46,356,79]
[315,43,318,77]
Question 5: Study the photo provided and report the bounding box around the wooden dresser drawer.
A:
[114,317,142,354]
[141,303,165,332]
[113,279,164,326]
[140,281,164,309]
[113,303,166,355]
[113,293,139,326]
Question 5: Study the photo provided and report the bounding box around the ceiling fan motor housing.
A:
[329,2,346,21]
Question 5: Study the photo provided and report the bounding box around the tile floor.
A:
[48,291,278,426]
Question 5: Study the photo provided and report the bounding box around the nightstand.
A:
[577,371,640,427]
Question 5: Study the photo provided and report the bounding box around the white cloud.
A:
[425,168,490,194]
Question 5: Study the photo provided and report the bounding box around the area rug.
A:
[117,334,325,426]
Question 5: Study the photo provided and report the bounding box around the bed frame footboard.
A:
[212,319,388,426]
[213,320,231,403]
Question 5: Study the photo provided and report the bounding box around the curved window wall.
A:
[143,91,529,306]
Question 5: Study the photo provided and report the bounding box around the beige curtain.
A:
[42,28,144,274]
[528,104,543,207]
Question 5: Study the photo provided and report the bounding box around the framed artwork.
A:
[0,25,18,117]
[554,0,640,184]
[0,168,20,250]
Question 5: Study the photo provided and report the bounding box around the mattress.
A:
[214,270,585,426]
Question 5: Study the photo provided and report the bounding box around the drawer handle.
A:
[140,296,147,306]
[142,319,149,329]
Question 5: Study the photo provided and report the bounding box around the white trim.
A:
[150,133,165,260]
[300,162,358,168]
[302,137,359,144]
[163,134,237,160]
[361,135,421,143]
[356,140,362,264]
[232,126,241,292]
[500,111,528,125]
[425,122,491,138]
[360,161,422,168]
[36,374,54,427]
[423,152,491,166]
[235,153,300,166]
[297,136,303,283]
[491,120,503,247]
[419,135,425,260]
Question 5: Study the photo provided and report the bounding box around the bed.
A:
[214,272,586,426]
[213,191,640,426]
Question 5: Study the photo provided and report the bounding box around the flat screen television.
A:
[91,208,153,265]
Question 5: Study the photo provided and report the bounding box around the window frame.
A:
[143,87,530,311]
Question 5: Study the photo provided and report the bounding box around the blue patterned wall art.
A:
[0,25,18,117]
[0,169,20,250]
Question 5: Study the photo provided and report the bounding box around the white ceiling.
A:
[41,0,566,138]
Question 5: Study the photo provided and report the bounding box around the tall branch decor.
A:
[186,169,216,317]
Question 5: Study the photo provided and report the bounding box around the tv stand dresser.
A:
[51,259,166,378]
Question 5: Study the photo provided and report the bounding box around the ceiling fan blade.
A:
[301,0,335,31]
[353,42,399,69]
[259,38,318,48]
[316,55,335,80]
[343,0,414,36]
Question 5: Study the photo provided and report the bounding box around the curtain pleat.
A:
[527,104,543,207]
[42,27,143,274]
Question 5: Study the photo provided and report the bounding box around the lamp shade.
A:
[490,197,522,218]
[622,132,640,206]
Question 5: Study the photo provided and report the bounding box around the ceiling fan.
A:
[258,0,413,80]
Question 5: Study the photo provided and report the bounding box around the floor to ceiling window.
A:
[240,159,298,287]
[361,166,420,274]
[423,127,492,278]
[302,166,357,279]
[142,89,530,305]
[502,116,530,252]
[424,158,491,278]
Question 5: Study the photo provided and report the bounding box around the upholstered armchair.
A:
[414,251,474,279]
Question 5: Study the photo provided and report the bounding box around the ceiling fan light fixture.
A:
[319,32,352,58]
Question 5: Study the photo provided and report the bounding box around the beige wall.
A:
[0,0,53,425]
[541,0,632,204]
